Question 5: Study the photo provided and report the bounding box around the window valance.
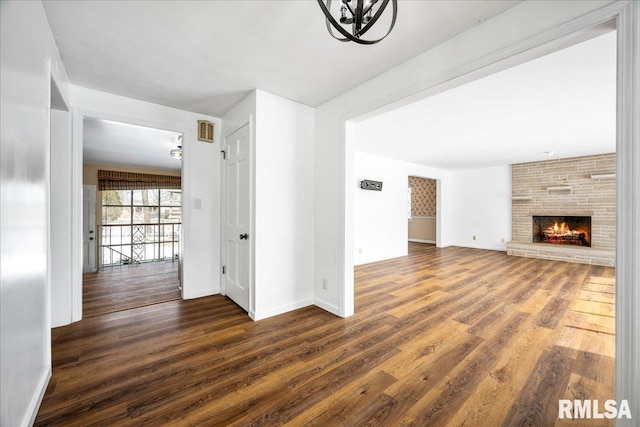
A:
[98,170,181,191]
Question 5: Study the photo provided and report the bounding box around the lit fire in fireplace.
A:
[542,221,588,243]
[532,215,591,247]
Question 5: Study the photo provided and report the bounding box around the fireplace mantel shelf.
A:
[511,195,533,201]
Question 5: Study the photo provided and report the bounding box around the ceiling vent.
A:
[197,120,215,143]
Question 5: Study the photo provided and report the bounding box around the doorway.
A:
[81,117,184,316]
[221,123,251,313]
[407,176,437,246]
[345,12,637,422]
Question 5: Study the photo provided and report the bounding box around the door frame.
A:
[71,109,191,320]
[220,118,256,319]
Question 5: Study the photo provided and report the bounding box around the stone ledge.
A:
[506,242,615,267]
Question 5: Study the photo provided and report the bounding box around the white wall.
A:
[50,108,73,327]
[0,1,71,425]
[314,0,616,318]
[354,152,408,265]
[450,166,511,251]
[353,151,453,266]
[69,86,222,300]
[253,91,315,320]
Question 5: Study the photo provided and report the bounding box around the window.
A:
[100,189,181,266]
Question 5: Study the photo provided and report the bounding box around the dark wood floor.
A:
[83,261,181,317]
[36,244,615,426]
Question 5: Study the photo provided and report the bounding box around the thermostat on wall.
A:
[360,180,383,191]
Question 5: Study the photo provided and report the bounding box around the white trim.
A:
[25,369,51,427]
[313,297,341,317]
[45,64,52,371]
[71,108,83,322]
[252,299,313,322]
[249,115,256,318]
[615,2,639,422]
[408,238,436,244]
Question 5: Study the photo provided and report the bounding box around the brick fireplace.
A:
[506,153,615,266]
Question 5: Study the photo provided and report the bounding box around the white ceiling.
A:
[355,30,617,170]
[43,0,521,117]
[83,118,182,171]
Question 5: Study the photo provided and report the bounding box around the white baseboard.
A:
[26,368,51,427]
[313,297,341,317]
[408,238,436,244]
[252,298,313,321]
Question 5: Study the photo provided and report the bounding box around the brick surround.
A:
[506,153,616,266]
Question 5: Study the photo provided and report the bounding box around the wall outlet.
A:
[472,235,476,240]
[501,237,506,243]
[358,247,362,254]
[194,198,202,209]
[322,278,328,290]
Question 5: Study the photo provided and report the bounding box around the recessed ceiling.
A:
[83,118,182,171]
[42,1,521,117]
[355,30,617,170]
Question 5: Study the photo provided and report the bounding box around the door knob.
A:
[239,233,248,240]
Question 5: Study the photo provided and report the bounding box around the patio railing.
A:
[99,223,180,268]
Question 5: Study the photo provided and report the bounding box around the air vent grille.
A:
[198,120,215,143]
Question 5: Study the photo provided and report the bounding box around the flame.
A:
[545,221,579,236]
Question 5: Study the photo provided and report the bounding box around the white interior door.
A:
[223,124,251,312]
[82,185,96,273]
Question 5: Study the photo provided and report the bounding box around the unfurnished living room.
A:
[1,1,639,426]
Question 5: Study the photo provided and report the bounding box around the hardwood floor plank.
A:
[573,350,615,387]
[288,371,397,426]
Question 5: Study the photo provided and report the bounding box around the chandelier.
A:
[317,0,397,45]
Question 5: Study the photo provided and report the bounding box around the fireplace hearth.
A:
[532,215,591,247]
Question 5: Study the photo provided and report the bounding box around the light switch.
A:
[194,198,202,209]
